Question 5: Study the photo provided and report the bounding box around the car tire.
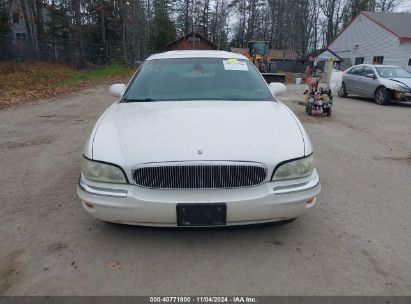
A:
[374,87,391,105]
[338,82,348,97]
[306,103,312,115]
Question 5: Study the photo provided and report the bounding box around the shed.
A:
[230,47,297,61]
[316,49,342,62]
[166,32,218,51]
[230,47,301,73]
[267,49,298,60]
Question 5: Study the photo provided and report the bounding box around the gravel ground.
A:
[0,82,410,295]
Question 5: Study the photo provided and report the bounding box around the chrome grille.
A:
[133,162,267,189]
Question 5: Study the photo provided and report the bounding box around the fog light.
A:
[84,201,94,208]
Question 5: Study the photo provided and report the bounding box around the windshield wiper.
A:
[123,98,157,102]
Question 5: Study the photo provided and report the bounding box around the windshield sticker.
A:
[223,59,249,71]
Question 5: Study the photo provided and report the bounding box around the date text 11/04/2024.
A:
[149,296,257,303]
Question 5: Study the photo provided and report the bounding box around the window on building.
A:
[372,56,384,64]
[408,59,411,66]
[15,32,27,39]
[12,11,20,24]
[355,57,364,65]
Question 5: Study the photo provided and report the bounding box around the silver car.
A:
[338,64,411,105]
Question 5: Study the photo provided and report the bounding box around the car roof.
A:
[372,65,399,68]
[353,64,399,68]
[146,50,249,61]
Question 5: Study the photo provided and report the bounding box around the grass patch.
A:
[60,65,131,85]
[0,62,133,108]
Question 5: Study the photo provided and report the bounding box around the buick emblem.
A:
[198,149,203,155]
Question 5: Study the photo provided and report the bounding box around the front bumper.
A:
[77,171,321,227]
[393,91,411,101]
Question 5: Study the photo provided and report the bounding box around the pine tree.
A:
[149,0,176,52]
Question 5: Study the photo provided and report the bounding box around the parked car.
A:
[338,64,411,105]
[77,50,321,227]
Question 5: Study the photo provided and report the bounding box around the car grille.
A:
[132,162,267,189]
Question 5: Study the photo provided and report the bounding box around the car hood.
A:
[91,100,306,180]
[386,78,411,89]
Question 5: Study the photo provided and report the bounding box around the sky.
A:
[395,0,411,12]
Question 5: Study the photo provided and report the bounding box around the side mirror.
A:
[269,82,287,96]
[109,84,126,97]
[366,73,376,79]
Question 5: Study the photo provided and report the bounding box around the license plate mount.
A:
[176,203,227,227]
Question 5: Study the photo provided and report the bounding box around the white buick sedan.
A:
[77,50,320,227]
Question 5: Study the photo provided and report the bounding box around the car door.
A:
[358,66,378,98]
[344,66,363,95]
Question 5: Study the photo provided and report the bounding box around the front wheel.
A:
[374,87,391,105]
[338,82,348,97]
[306,103,312,115]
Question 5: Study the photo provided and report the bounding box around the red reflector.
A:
[306,198,315,205]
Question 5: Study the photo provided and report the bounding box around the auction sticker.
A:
[223,59,249,71]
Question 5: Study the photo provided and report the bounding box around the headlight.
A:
[392,84,409,92]
[81,157,127,184]
[272,154,315,181]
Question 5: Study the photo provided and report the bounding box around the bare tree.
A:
[72,0,85,66]
[0,0,400,65]
[375,0,398,11]
[320,0,338,45]
[118,0,128,65]
[208,0,229,48]
[19,0,34,50]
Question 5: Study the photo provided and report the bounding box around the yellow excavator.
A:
[248,41,286,83]
[248,41,269,72]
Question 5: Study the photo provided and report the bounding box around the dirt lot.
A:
[1,82,410,295]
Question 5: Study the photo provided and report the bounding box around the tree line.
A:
[0,0,399,65]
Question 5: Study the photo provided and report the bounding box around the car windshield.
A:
[375,67,411,79]
[122,58,274,102]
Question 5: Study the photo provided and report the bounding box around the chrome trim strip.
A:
[132,160,267,170]
[273,174,320,195]
[79,178,128,198]
[132,161,268,189]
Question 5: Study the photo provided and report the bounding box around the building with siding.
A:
[328,11,411,71]
[4,0,49,40]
